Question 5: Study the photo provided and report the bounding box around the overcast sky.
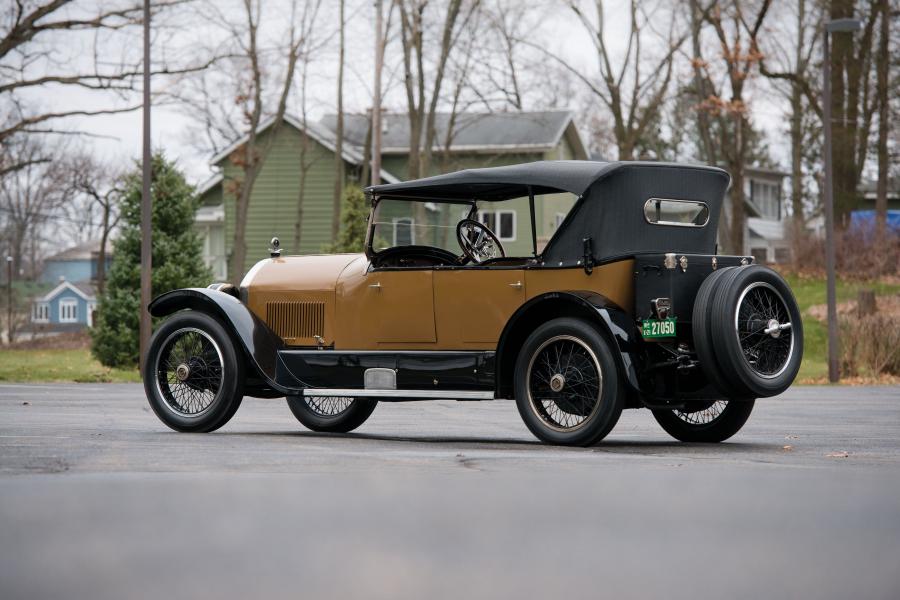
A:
[24,0,795,185]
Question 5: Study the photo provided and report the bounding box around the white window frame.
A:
[392,217,415,246]
[59,298,79,323]
[477,209,517,242]
[33,302,49,323]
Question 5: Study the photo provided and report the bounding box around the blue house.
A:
[31,240,110,330]
[31,280,98,328]
[40,239,113,285]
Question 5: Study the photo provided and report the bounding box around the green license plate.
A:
[641,317,677,339]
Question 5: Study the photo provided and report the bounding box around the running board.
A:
[300,388,495,400]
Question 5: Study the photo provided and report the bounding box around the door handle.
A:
[509,281,523,290]
[369,282,382,291]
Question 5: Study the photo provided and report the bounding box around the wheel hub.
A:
[549,373,566,393]
[175,363,191,381]
[766,318,781,338]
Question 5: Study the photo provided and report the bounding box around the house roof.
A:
[747,217,786,241]
[44,239,111,262]
[207,114,400,184]
[36,280,96,302]
[321,110,587,156]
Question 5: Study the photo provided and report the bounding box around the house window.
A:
[477,210,516,241]
[750,247,769,264]
[59,298,78,323]
[33,303,49,322]
[774,247,791,264]
[554,213,566,229]
[751,180,781,220]
[200,224,227,280]
[393,217,415,246]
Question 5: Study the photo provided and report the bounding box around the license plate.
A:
[641,317,677,339]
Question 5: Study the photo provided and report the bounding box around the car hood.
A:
[240,253,367,293]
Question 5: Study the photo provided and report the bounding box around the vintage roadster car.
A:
[143,160,802,446]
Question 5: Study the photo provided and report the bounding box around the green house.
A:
[197,110,589,280]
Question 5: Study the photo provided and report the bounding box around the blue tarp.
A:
[850,210,900,235]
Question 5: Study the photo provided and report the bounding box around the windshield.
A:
[370,199,473,254]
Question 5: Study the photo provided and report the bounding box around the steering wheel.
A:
[456,219,505,264]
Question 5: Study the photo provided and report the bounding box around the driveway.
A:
[1,384,899,599]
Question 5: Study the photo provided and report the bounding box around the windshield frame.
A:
[365,194,477,259]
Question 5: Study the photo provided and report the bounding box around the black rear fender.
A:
[495,291,642,400]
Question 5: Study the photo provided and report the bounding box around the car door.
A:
[367,269,437,344]
[432,268,527,347]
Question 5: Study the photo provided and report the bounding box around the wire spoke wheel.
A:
[735,282,795,378]
[155,327,224,418]
[673,400,728,425]
[303,396,355,418]
[526,335,603,432]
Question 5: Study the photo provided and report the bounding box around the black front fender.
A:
[149,288,284,385]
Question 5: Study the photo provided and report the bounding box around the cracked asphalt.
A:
[1,383,899,599]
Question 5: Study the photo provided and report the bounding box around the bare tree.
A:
[0,0,215,165]
[0,135,68,279]
[67,156,123,293]
[873,0,890,237]
[528,1,689,160]
[688,0,772,255]
[755,0,824,238]
[761,0,882,226]
[184,0,323,282]
[394,0,480,180]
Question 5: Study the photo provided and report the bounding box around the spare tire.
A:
[708,265,803,397]
[692,266,748,398]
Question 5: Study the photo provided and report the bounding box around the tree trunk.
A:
[874,0,888,237]
[331,0,345,240]
[360,112,373,187]
[728,115,747,256]
[97,204,110,294]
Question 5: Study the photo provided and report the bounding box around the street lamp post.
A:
[822,17,862,384]
[5,256,11,345]
[140,0,152,369]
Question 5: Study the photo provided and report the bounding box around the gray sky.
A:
[23,0,794,184]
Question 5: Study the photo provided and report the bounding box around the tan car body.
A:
[242,254,634,350]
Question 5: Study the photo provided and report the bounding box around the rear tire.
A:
[287,396,377,433]
[652,399,755,443]
[514,317,624,446]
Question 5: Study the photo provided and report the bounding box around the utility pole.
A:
[371,0,384,187]
[822,18,862,384]
[5,256,11,345]
[140,0,153,368]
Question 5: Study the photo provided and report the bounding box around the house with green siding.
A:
[196,110,589,280]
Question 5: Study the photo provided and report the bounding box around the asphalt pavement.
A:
[1,383,899,599]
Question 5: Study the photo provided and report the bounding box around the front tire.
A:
[652,400,755,443]
[143,311,244,433]
[286,396,377,433]
[514,318,624,446]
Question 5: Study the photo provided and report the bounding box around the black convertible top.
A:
[366,160,727,202]
[367,160,732,265]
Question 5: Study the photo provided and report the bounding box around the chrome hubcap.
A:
[175,363,191,381]
[549,373,566,392]
[766,318,781,338]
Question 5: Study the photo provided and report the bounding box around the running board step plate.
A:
[300,389,494,400]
